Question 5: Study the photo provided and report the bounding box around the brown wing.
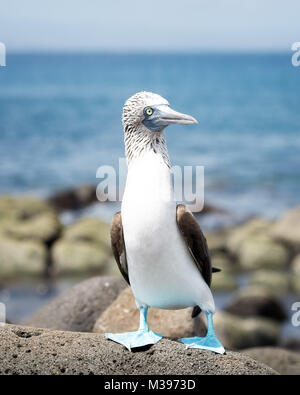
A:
[176,204,212,287]
[110,211,130,284]
[176,204,213,318]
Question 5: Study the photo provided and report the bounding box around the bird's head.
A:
[122,91,197,134]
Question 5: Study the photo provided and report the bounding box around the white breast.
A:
[121,150,214,312]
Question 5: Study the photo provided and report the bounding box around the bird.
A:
[105,91,225,354]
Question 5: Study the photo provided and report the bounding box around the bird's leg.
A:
[138,305,149,331]
[179,312,225,354]
[105,304,163,351]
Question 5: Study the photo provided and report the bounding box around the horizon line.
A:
[6,49,291,56]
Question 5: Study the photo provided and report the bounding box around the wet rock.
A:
[51,217,112,274]
[243,347,300,375]
[48,184,97,211]
[211,252,238,273]
[238,236,289,270]
[225,287,287,322]
[93,287,205,338]
[291,249,300,296]
[211,272,238,292]
[63,217,110,250]
[0,195,54,222]
[291,255,300,275]
[212,311,280,350]
[226,218,272,255]
[0,324,278,375]
[249,270,290,295]
[205,231,228,252]
[292,276,300,295]
[0,236,47,278]
[3,212,61,244]
[52,239,110,274]
[26,276,127,332]
[209,252,238,291]
[270,207,300,248]
[0,196,61,244]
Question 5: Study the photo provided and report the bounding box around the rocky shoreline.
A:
[0,324,279,375]
[0,192,300,375]
[1,275,299,375]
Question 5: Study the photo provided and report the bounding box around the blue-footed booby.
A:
[106,91,225,354]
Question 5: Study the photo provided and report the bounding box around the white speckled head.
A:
[122,91,169,131]
[122,91,197,165]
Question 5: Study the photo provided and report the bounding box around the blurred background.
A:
[0,0,299,351]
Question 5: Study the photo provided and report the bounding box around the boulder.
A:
[226,218,272,254]
[270,207,300,248]
[292,276,300,295]
[211,252,237,273]
[249,270,290,295]
[291,255,300,275]
[52,239,110,274]
[280,338,300,353]
[225,287,287,322]
[48,184,98,211]
[0,196,61,244]
[0,236,47,278]
[243,347,300,375]
[25,276,127,332]
[51,217,112,275]
[212,311,280,350]
[210,252,238,291]
[237,236,289,270]
[211,272,238,292]
[62,217,110,250]
[0,195,54,222]
[290,255,300,293]
[3,212,61,244]
[93,287,205,338]
[0,324,278,375]
[204,231,228,252]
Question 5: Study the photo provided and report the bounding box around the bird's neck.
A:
[124,127,170,168]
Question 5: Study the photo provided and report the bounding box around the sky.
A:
[0,0,299,53]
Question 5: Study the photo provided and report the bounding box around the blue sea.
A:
[0,53,300,220]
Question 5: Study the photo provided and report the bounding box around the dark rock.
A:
[25,276,127,332]
[48,184,98,211]
[243,347,300,375]
[280,338,300,353]
[0,324,278,375]
[225,287,287,322]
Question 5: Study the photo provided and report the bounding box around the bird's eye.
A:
[145,107,153,116]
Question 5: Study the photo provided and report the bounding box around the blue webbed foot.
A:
[105,305,162,351]
[180,334,225,354]
[105,329,163,351]
[180,312,225,355]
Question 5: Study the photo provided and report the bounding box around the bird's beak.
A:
[156,104,198,126]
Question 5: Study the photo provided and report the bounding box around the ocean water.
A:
[0,53,300,219]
